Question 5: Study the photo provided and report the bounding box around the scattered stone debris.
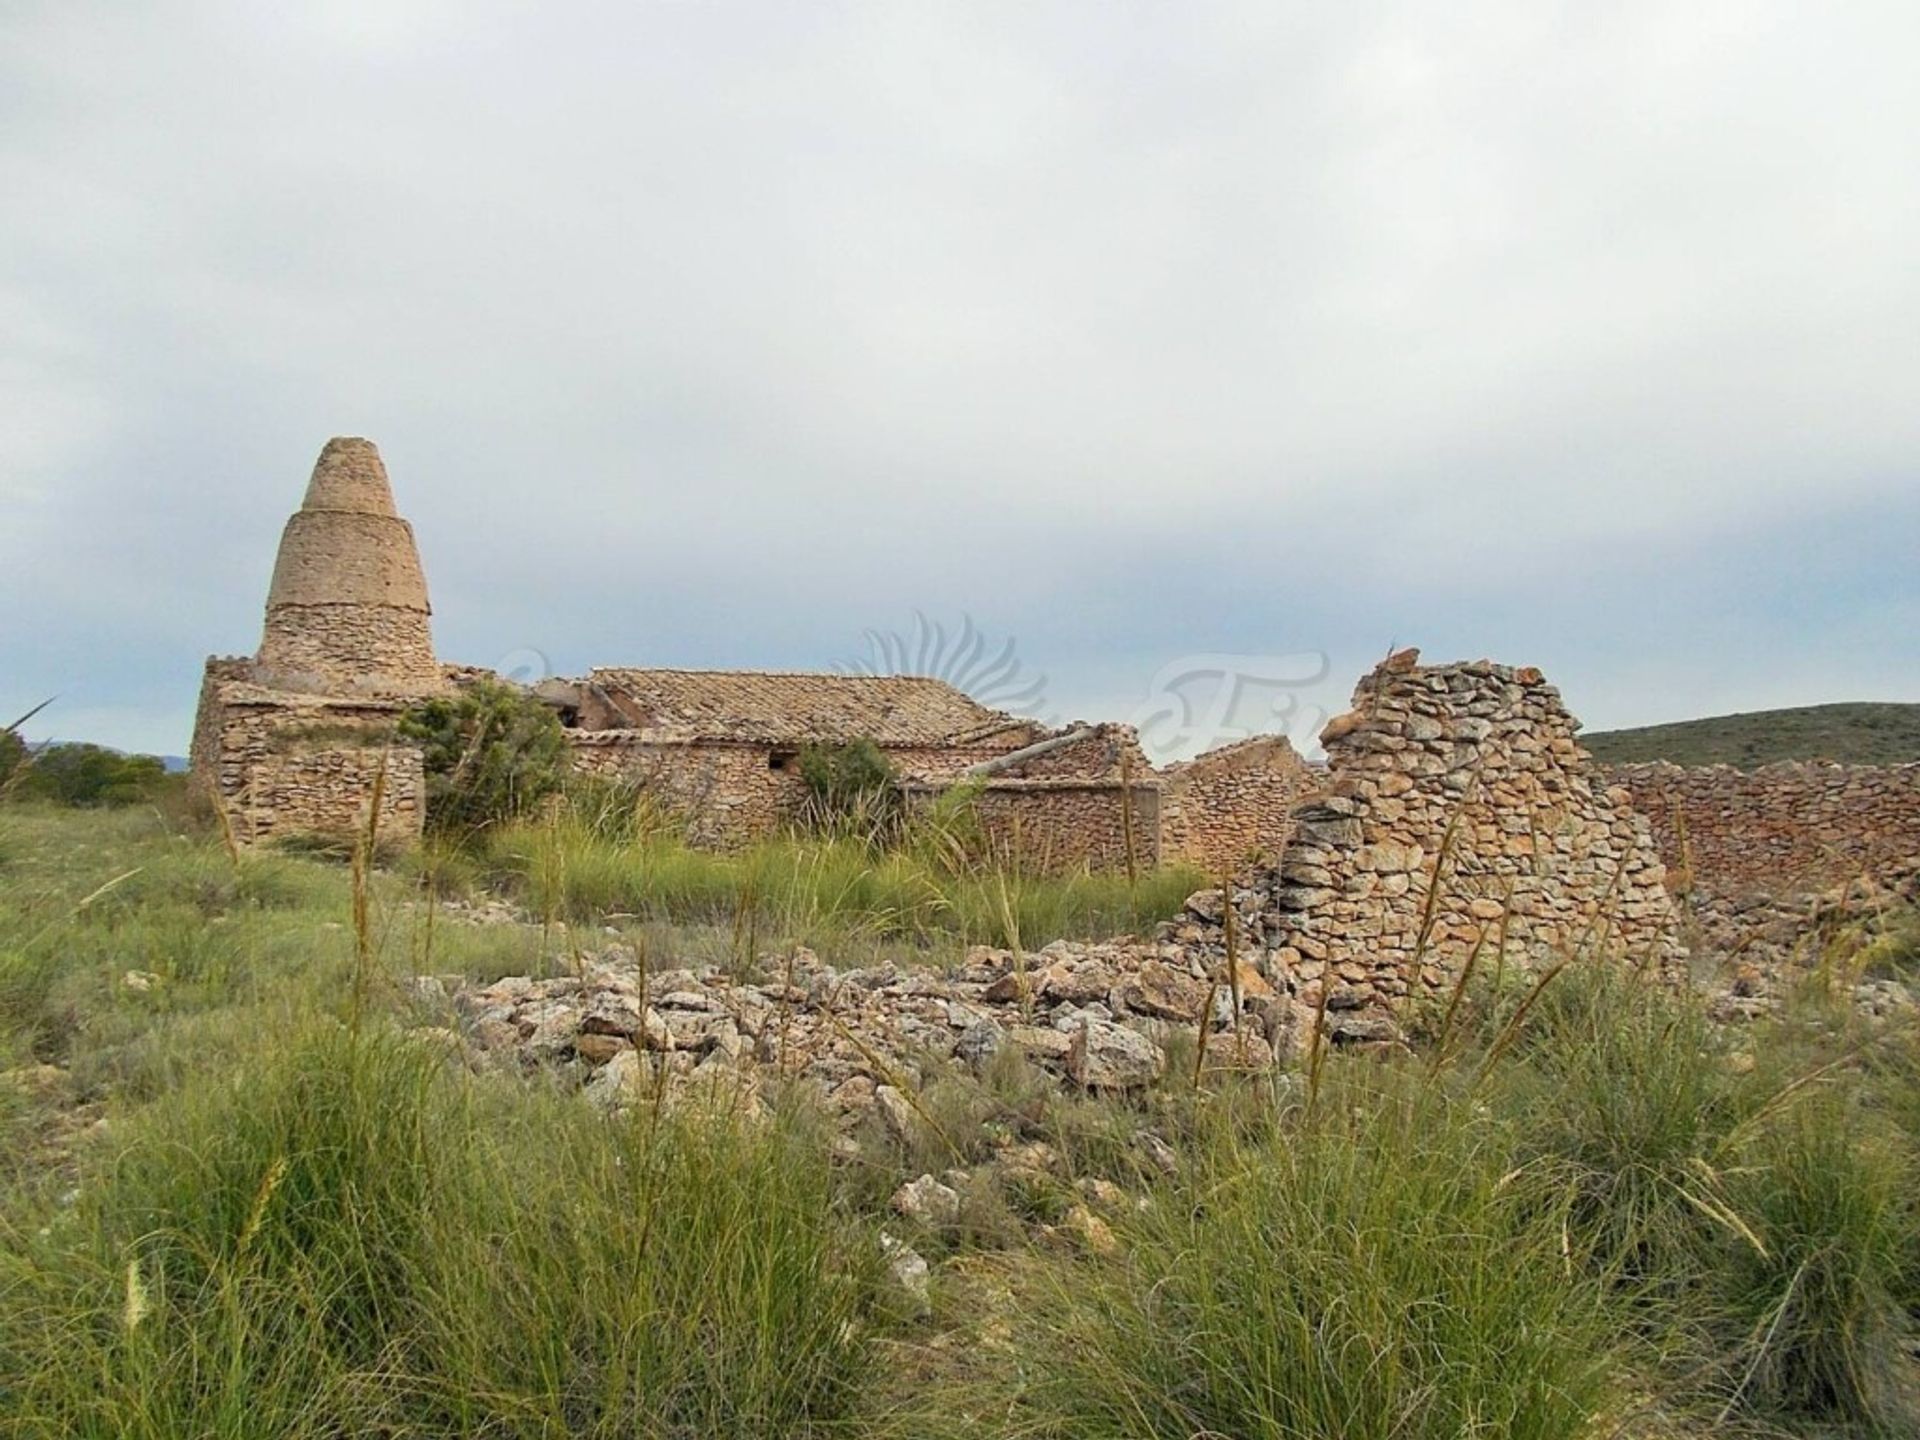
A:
[416,847,1914,1118]
[411,932,1337,1119]
[1684,859,1919,972]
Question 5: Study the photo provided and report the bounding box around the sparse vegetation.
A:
[1,803,1916,1438]
[1583,702,1920,768]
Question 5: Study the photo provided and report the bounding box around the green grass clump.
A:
[408,1087,878,1437]
[0,1025,883,1439]
[956,1069,1619,1440]
[1713,1094,1915,1428]
[1498,963,1751,1292]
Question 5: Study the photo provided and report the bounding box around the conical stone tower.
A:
[254,437,444,695]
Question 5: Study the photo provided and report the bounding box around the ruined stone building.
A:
[1159,735,1323,879]
[1247,651,1687,1007]
[191,439,1301,871]
[549,668,1163,867]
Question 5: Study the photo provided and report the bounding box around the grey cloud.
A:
[3,1,1916,754]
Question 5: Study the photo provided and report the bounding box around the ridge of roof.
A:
[589,666,967,685]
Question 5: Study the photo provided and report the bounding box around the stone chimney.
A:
[254,438,444,695]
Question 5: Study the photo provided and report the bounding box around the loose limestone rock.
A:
[1065,1019,1166,1090]
[892,1174,963,1226]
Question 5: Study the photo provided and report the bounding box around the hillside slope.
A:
[1582,702,1920,768]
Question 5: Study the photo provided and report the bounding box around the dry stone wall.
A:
[255,605,442,697]
[191,671,424,847]
[915,779,1162,873]
[1258,652,1683,1008]
[569,736,798,847]
[570,732,1162,871]
[1160,736,1326,877]
[1604,760,1920,900]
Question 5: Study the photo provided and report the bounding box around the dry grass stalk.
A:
[348,753,389,1039]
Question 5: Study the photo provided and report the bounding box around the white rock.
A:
[891,1173,962,1225]
[879,1232,931,1315]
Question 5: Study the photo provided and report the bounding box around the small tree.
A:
[398,679,569,836]
[796,738,901,842]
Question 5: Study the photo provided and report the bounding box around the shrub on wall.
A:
[398,680,569,836]
[797,739,901,842]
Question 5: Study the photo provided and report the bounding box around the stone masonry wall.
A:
[1263,652,1683,1009]
[569,737,795,848]
[1605,760,1920,900]
[940,780,1162,874]
[571,732,1160,871]
[245,743,425,848]
[193,671,424,848]
[1160,735,1327,877]
[255,605,443,697]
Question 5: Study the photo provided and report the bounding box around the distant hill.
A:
[1582,702,1920,769]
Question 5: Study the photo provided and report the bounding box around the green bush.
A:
[4,743,167,808]
[398,679,569,837]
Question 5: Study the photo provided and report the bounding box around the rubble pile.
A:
[1682,858,1919,971]
[408,893,1422,1117]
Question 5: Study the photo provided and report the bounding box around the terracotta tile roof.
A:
[587,668,1028,747]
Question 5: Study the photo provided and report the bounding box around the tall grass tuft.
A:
[1495,963,1750,1293]
[959,1066,1622,1440]
[1714,1094,1915,1430]
[408,1091,879,1436]
[0,1024,884,1438]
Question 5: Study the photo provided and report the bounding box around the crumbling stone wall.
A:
[986,724,1151,782]
[1606,760,1920,900]
[1262,652,1683,1007]
[191,674,424,847]
[863,738,1048,783]
[1160,735,1326,876]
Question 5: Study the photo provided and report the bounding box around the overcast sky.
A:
[4,1,1916,760]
